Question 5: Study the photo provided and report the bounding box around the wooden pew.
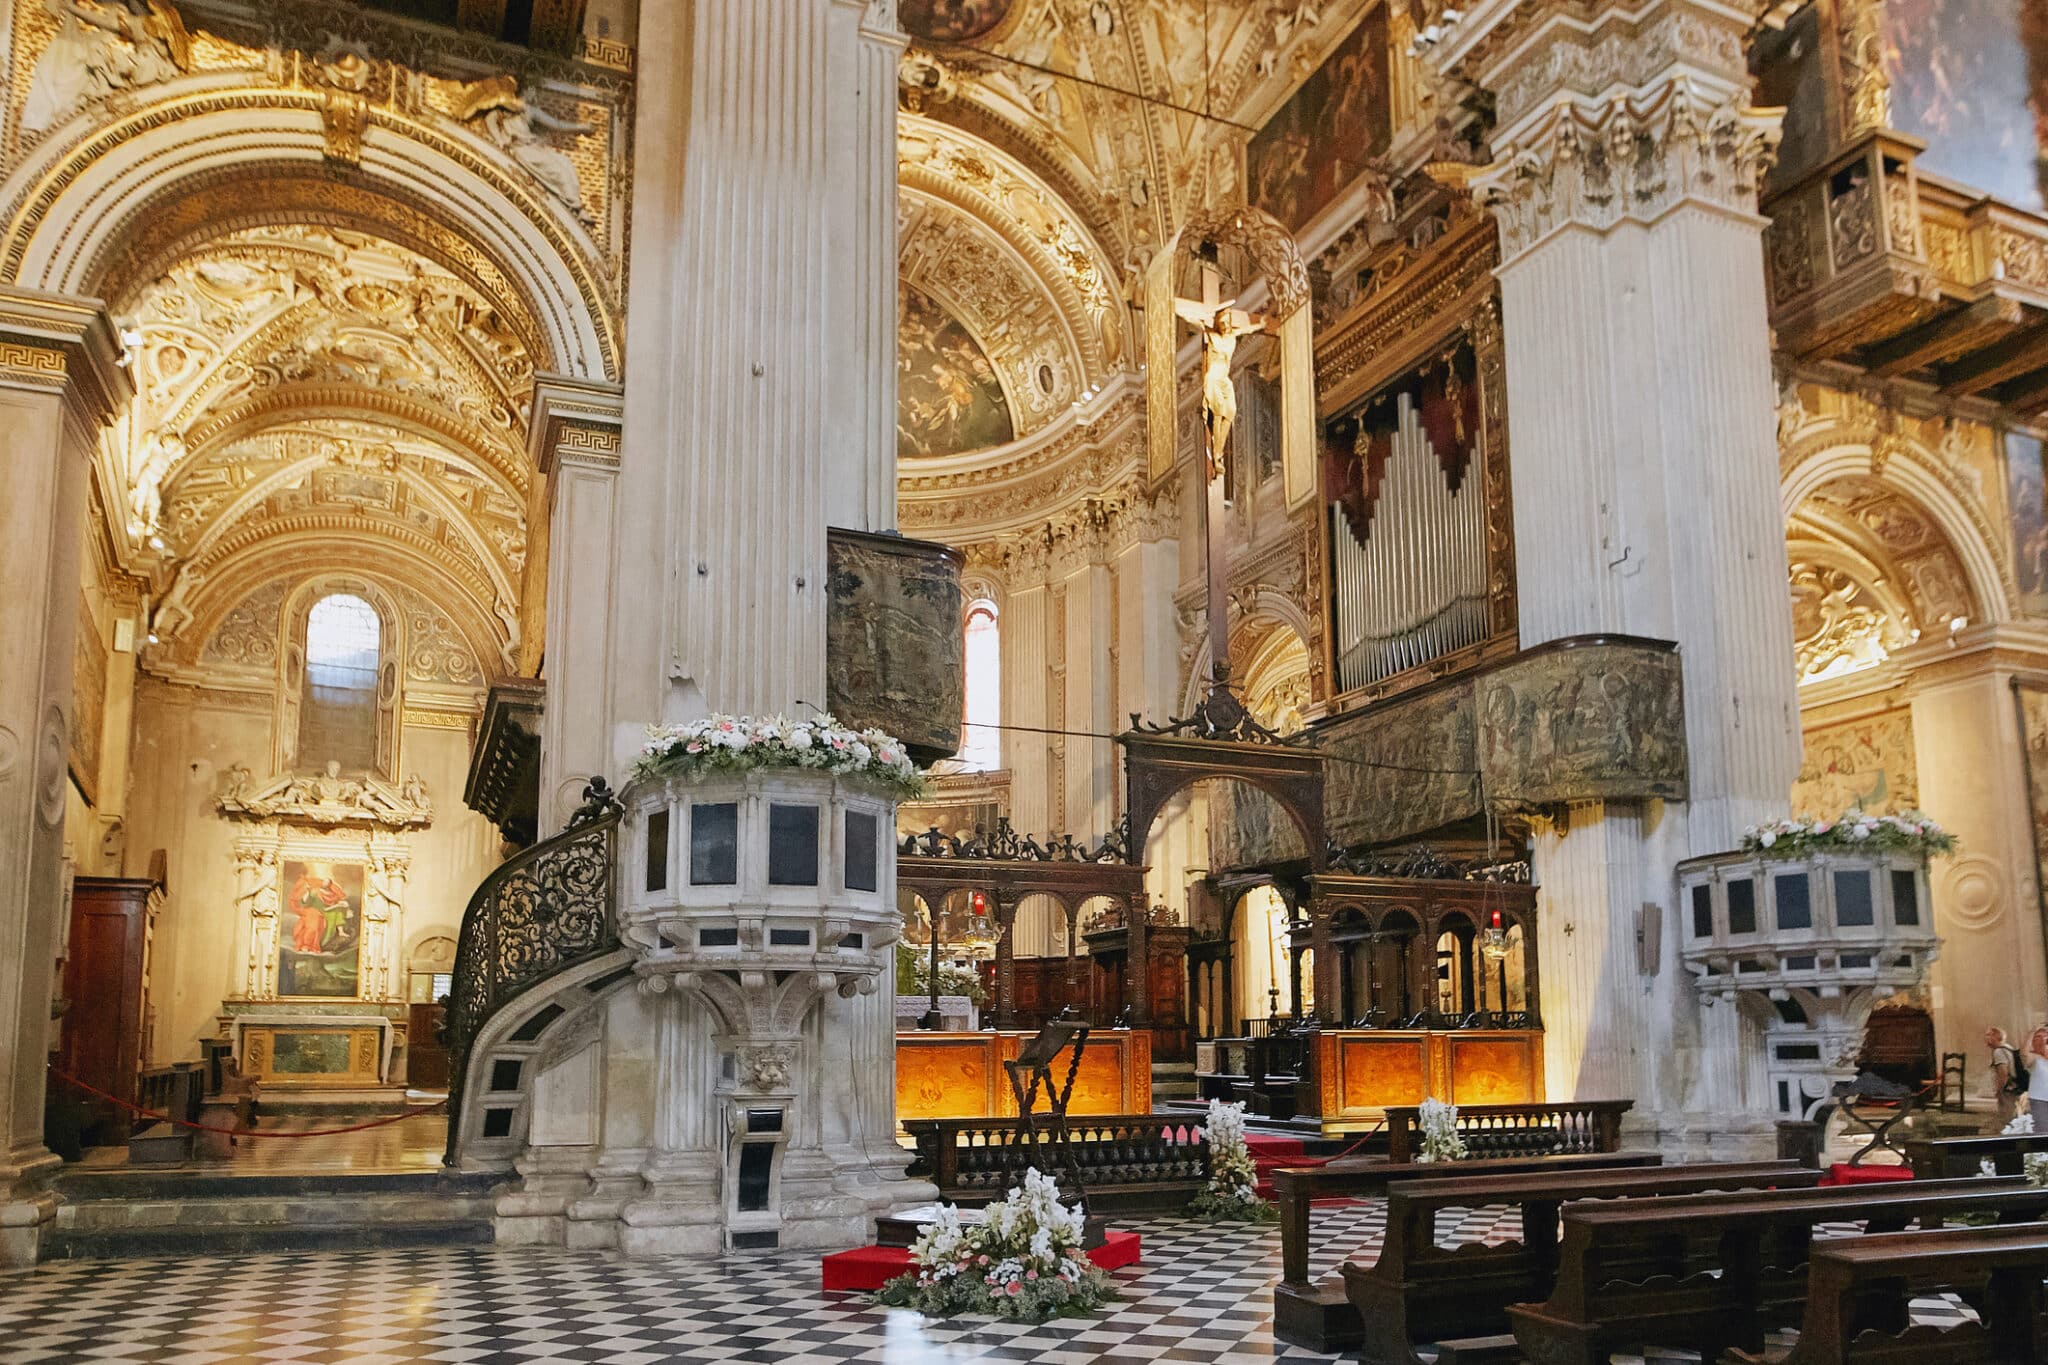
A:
[1750,1223,2048,1364]
[1272,1150,1662,1351]
[1508,1177,2048,1365]
[1902,1129,2048,1180]
[1343,1161,1824,1365]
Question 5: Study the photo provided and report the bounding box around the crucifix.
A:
[1174,251,1272,691]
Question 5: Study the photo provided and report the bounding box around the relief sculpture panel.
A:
[1474,641,1688,808]
[825,528,964,766]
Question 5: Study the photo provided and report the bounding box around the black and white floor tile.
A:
[0,1204,1977,1365]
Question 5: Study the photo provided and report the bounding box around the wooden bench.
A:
[1342,1162,1824,1365]
[1903,1130,2048,1180]
[1272,1150,1662,1351]
[1744,1223,2048,1363]
[1509,1177,2048,1365]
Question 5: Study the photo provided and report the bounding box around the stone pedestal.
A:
[0,291,128,1264]
[1449,0,1801,1150]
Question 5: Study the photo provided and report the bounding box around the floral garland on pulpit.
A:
[875,1169,1119,1321]
[1188,1099,1277,1221]
[633,713,925,799]
[1740,810,1955,859]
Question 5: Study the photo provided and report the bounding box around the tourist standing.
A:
[1986,1026,2022,1125]
[2026,1026,2048,1131]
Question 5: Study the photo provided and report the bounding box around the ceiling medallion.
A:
[899,0,1015,43]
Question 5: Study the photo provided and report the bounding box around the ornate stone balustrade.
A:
[1678,847,1939,1119]
[1765,130,2048,413]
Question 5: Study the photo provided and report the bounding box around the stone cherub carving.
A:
[22,0,190,134]
[127,429,183,542]
[456,75,598,226]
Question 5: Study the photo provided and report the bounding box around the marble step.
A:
[45,1176,497,1259]
[1151,1062,1199,1101]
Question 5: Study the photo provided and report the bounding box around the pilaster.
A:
[530,376,624,835]
[0,285,130,1265]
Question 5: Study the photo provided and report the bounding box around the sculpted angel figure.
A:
[1173,291,1267,483]
[127,429,183,540]
[456,75,598,226]
[23,0,190,134]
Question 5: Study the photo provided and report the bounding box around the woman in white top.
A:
[2026,1025,2048,1131]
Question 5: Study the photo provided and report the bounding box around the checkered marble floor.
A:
[0,1203,1977,1365]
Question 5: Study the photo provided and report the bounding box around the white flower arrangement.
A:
[876,1168,1118,1321]
[634,712,924,800]
[1740,809,1956,859]
[1188,1099,1276,1221]
[1415,1097,1468,1163]
[2027,1153,2048,1189]
[2007,1111,2037,1136]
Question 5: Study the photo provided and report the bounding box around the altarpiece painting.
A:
[279,858,363,998]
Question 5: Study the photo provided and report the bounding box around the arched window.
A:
[298,593,381,771]
[959,600,1001,771]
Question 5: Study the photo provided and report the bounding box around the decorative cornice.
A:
[215,762,433,830]
[0,284,133,423]
[529,373,625,474]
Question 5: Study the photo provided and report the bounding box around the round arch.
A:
[1781,420,2017,625]
[0,88,616,381]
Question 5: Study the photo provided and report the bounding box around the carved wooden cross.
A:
[1174,259,1271,689]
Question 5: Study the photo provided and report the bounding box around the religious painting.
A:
[1246,6,1391,232]
[898,285,1014,458]
[1883,0,2048,211]
[2018,684,2048,929]
[899,0,1014,42]
[1792,709,1919,818]
[2008,431,2048,614]
[278,859,363,997]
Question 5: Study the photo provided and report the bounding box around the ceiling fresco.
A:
[899,284,1016,459]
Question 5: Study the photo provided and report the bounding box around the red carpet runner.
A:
[822,1230,1142,1291]
[1244,1132,1306,1198]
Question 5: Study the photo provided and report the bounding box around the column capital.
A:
[529,374,624,476]
[1436,0,1781,260]
[1473,78,1782,259]
[0,284,133,426]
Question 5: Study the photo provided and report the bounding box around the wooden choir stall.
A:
[1200,867,1543,1133]
[890,822,1178,1124]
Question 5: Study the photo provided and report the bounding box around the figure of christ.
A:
[288,867,348,953]
[1173,282,1268,484]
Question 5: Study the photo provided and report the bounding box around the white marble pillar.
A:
[0,289,128,1264]
[531,378,625,834]
[1453,0,1800,1146]
[610,0,903,743]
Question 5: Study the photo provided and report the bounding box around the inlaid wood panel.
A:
[894,1030,1151,1125]
[1334,1034,1429,1112]
[1446,1035,1541,1105]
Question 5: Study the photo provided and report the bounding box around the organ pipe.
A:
[1333,392,1488,692]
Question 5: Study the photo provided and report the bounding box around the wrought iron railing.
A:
[445,779,622,1158]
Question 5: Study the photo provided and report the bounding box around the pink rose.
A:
[1007,1281,1023,1296]
[1026,1270,1038,1280]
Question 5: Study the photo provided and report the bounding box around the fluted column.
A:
[610,0,900,737]
[1448,0,1798,1149]
[0,290,128,1265]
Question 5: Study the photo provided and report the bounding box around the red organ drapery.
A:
[1321,340,1482,545]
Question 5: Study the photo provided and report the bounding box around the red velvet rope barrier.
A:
[49,1068,446,1138]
